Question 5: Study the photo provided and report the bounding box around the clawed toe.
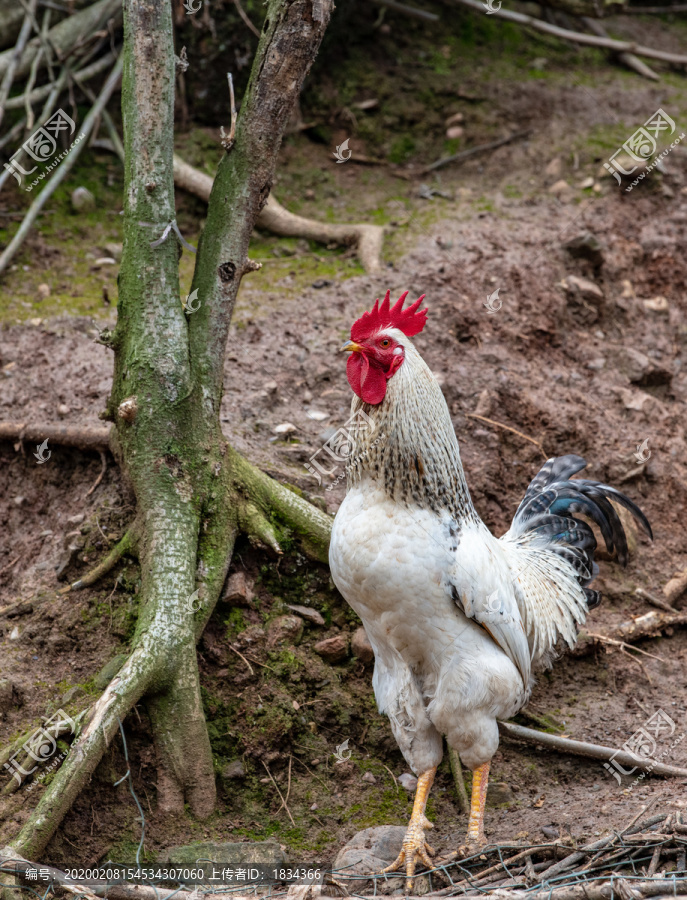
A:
[381,830,436,891]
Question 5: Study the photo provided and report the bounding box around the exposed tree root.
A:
[498,721,687,776]
[172,154,384,274]
[66,521,141,592]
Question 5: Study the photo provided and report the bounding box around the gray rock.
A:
[333,826,408,892]
[351,626,374,665]
[313,634,349,663]
[222,759,247,780]
[362,771,376,784]
[71,186,96,213]
[562,274,603,303]
[287,604,325,626]
[266,615,304,646]
[162,841,286,867]
[398,773,417,792]
[487,782,515,807]
[223,571,255,607]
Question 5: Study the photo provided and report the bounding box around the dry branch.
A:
[580,15,659,79]
[172,153,384,273]
[498,720,687,776]
[370,0,440,21]
[0,422,111,451]
[4,48,117,110]
[0,0,37,128]
[573,609,687,655]
[419,129,531,175]
[448,0,687,65]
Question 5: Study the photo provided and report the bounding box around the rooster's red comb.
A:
[351,290,427,342]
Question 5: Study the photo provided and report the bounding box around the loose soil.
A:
[1,2,686,877]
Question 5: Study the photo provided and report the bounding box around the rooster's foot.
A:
[457,834,488,858]
[381,814,435,893]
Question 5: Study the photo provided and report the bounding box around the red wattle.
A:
[347,354,388,405]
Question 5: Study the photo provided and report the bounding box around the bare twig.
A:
[261,760,296,826]
[232,0,261,37]
[4,50,117,111]
[573,610,687,655]
[0,54,123,277]
[382,763,399,792]
[0,422,110,451]
[0,557,20,577]
[227,643,255,676]
[448,0,687,65]
[220,72,237,151]
[465,413,548,459]
[417,129,531,175]
[0,0,37,129]
[498,720,687,777]
[635,587,676,614]
[370,0,440,20]
[448,746,470,815]
[84,449,108,499]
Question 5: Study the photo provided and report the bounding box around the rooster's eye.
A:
[380,339,390,348]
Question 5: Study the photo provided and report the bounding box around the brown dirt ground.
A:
[1,7,687,879]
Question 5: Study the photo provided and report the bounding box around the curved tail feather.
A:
[500,455,652,667]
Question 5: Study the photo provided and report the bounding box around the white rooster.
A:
[329,291,652,888]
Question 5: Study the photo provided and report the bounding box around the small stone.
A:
[273,422,297,435]
[311,279,332,289]
[446,125,464,140]
[313,634,349,663]
[398,773,417,792]
[310,759,320,765]
[549,179,570,195]
[104,242,123,261]
[334,826,408,892]
[561,274,604,303]
[362,771,376,784]
[262,380,278,395]
[287,604,325,626]
[304,189,316,200]
[57,404,70,417]
[643,296,669,313]
[541,825,560,839]
[9,627,20,640]
[37,283,50,300]
[310,802,318,811]
[66,514,85,525]
[306,410,329,421]
[351,626,374,665]
[13,497,25,506]
[93,257,116,267]
[71,186,96,213]
[576,177,594,190]
[223,571,254,606]
[487,782,515,807]
[222,759,246,780]
[266,615,304,646]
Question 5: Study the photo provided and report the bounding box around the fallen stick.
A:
[370,0,440,20]
[465,412,547,459]
[418,128,532,175]
[580,15,659,80]
[0,54,123,276]
[172,153,384,274]
[0,422,111,451]
[4,48,117,110]
[498,720,687,777]
[0,0,37,128]
[572,610,687,655]
[447,0,687,65]
[635,587,677,614]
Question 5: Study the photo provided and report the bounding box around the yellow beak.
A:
[340,340,363,353]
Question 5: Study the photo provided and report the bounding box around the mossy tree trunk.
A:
[4,0,332,860]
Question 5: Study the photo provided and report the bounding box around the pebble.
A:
[351,626,374,664]
[398,773,417,792]
[37,283,51,300]
[266,615,304,646]
[362,771,376,784]
[446,125,464,140]
[313,633,349,663]
[273,422,297,435]
[287,603,325,626]
[223,571,254,606]
[71,186,96,213]
[57,404,70,417]
[306,410,329,421]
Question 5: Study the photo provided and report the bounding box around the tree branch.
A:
[448,0,687,64]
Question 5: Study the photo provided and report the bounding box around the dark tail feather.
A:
[511,455,653,608]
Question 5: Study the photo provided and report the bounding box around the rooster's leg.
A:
[381,766,436,892]
[462,759,490,850]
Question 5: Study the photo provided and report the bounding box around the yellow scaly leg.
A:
[463,760,490,850]
[381,766,437,892]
